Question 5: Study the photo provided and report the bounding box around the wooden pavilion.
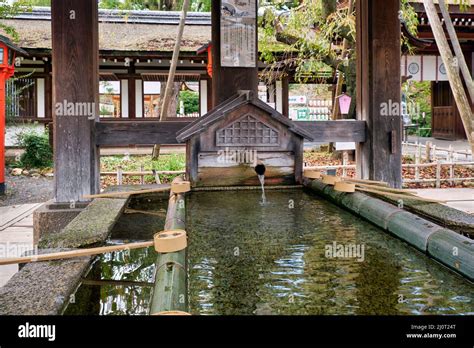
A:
[1,0,404,204]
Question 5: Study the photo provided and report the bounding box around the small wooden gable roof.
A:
[176,91,314,142]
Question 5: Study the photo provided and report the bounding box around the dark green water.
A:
[64,199,166,315]
[186,190,474,315]
[65,189,474,315]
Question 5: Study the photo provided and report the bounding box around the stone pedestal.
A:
[33,201,88,245]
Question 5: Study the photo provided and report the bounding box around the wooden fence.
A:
[304,161,474,188]
[403,141,472,162]
[101,166,185,185]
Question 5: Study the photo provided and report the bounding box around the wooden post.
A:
[128,62,136,119]
[211,0,258,106]
[52,0,99,203]
[414,150,420,181]
[356,0,402,188]
[436,161,441,188]
[117,166,123,185]
[423,0,474,154]
[342,151,349,177]
[426,141,431,162]
[281,75,290,117]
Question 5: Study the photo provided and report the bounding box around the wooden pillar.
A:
[356,0,402,188]
[127,62,136,118]
[282,75,289,117]
[211,0,258,106]
[52,0,99,203]
[199,78,208,115]
[44,61,53,149]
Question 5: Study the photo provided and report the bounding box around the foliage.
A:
[17,131,53,168]
[26,0,50,5]
[417,127,432,137]
[99,0,211,11]
[258,0,419,119]
[100,154,185,185]
[178,90,199,114]
[403,80,432,126]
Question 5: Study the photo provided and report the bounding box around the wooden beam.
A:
[211,0,258,106]
[96,120,366,146]
[356,0,402,188]
[96,121,192,146]
[52,0,100,202]
[298,121,366,143]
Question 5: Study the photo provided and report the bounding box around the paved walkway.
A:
[414,188,473,215]
[0,203,39,287]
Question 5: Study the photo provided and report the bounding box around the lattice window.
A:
[216,114,279,146]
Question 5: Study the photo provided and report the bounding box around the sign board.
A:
[220,0,257,68]
[335,142,356,151]
[289,95,307,104]
[295,108,310,120]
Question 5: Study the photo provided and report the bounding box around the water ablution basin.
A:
[62,188,473,315]
[0,92,473,316]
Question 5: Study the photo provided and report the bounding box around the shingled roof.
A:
[176,90,314,142]
[1,7,211,52]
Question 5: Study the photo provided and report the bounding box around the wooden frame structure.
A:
[49,0,402,203]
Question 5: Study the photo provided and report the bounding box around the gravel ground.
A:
[0,173,54,207]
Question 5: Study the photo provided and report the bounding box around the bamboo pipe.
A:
[341,177,389,186]
[150,176,188,315]
[82,186,171,199]
[355,187,446,204]
[353,182,417,195]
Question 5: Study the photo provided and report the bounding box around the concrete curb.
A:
[305,179,474,281]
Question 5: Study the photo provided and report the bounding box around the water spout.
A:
[255,164,266,205]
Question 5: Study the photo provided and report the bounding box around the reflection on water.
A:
[186,190,474,315]
[64,199,167,315]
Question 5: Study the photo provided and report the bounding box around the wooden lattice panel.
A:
[216,114,279,146]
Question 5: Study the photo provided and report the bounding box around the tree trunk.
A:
[438,0,474,103]
[423,0,474,153]
[160,82,180,118]
[160,0,190,120]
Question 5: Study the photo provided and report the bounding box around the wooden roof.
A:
[176,91,314,142]
[1,7,211,52]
